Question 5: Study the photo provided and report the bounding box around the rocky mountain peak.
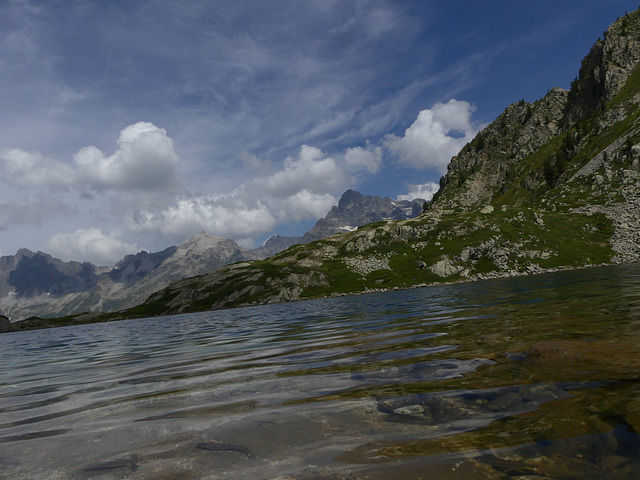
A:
[564,10,640,123]
[14,248,37,260]
[337,189,364,209]
[180,232,238,250]
[302,189,424,242]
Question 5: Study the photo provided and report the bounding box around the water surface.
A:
[2,263,640,479]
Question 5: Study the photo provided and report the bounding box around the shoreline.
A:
[5,259,637,333]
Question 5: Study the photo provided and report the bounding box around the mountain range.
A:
[0,191,423,322]
[67,8,640,324]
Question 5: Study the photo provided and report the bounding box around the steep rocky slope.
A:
[90,9,640,322]
[436,10,640,212]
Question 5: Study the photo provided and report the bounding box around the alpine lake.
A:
[2,262,640,479]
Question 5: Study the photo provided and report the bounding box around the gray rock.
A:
[481,205,494,214]
[431,258,462,277]
[0,315,10,333]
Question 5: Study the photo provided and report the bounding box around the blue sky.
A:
[0,0,636,265]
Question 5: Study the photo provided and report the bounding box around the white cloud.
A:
[129,145,348,242]
[0,148,75,188]
[258,145,347,199]
[345,144,382,174]
[397,181,440,202]
[384,99,478,173]
[0,122,183,195]
[74,122,183,193]
[266,190,338,223]
[130,197,278,241]
[43,228,139,265]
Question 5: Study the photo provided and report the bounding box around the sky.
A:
[0,0,637,265]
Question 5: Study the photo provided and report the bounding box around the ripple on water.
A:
[1,263,640,479]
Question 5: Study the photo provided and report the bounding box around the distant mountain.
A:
[0,190,424,321]
[258,190,424,256]
[0,249,105,298]
[302,189,424,242]
[0,234,264,321]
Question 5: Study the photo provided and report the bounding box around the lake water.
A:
[2,263,640,479]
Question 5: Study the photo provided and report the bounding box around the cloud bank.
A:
[130,145,348,244]
[0,122,183,195]
[0,98,480,265]
[0,96,480,265]
[44,229,139,267]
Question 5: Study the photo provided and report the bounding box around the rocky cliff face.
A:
[438,10,640,211]
[100,9,640,322]
[439,87,569,209]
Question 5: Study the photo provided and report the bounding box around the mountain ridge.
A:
[0,191,424,322]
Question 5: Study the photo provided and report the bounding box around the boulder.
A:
[431,258,462,277]
[0,315,10,333]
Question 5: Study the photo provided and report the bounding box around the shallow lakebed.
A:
[2,263,640,479]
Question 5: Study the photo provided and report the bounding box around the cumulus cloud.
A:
[385,99,478,173]
[257,145,347,200]
[0,122,183,194]
[130,197,278,241]
[345,143,383,174]
[43,228,139,265]
[130,145,348,242]
[397,181,440,202]
[74,122,183,193]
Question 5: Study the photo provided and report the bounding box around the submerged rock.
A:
[377,384,569,426]
[84,453,139,473]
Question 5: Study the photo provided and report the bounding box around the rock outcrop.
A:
[0,315,10,333]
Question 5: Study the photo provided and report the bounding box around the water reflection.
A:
[1,263,640,479]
